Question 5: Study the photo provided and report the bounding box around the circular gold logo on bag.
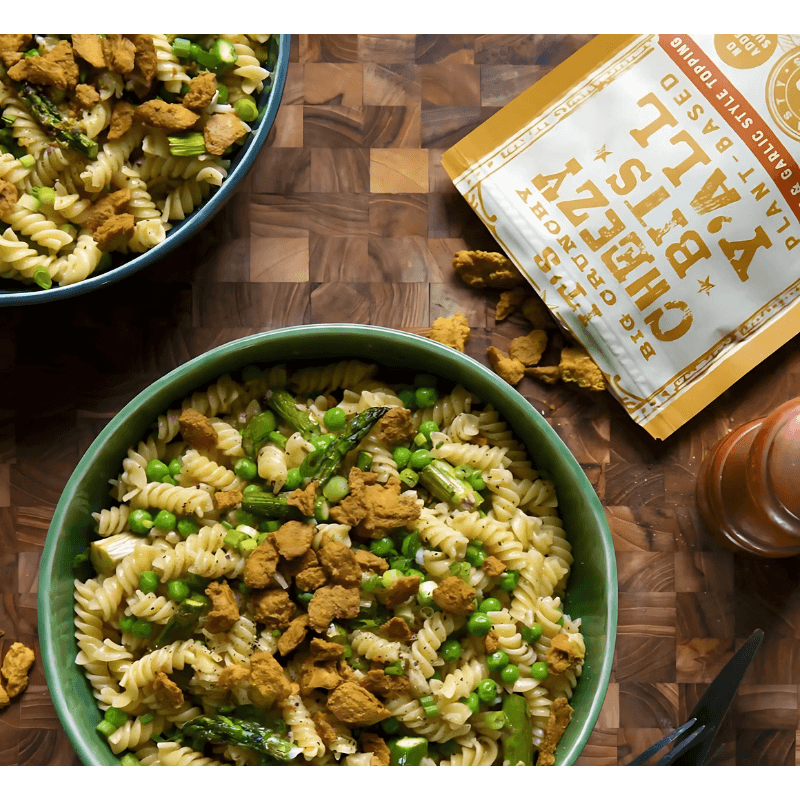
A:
[715,34,777,69]
[766,47,800,140]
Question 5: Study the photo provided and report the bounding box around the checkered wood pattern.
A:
[2,34,800,766]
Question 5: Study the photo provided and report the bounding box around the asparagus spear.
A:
[263,389,321,439]
[178,714,299,763]
[241,410,278,459]
[241,489,301,519]
[150,593,209,650]
[18,82,98,158]
[502,693,533,765]
[418,459,480,511]
[308,405,390,487]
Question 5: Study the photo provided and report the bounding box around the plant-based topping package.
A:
[444,34,800,439]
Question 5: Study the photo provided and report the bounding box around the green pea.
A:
[168,458,183,477]
[233,458,258,481]
[381,569,404,587]
[297,591,314,606]
[499,570,520,592]
[479,597,502,613]
[323,407,346,431]
[530,662,549,680]
[401,531,421,557]
[467,611,493,637]
[414,386,438,409]
[462,692,480,714]
[145,459,170,482]
[153,509,177,532]
[370,537,395,557]
[167,579,190,603]
[119,614,134,632]
[361,574,383,593]
[234,96,259,122]
[501,664,520,684]
[322,475,350,503]
[243,483,263,497]
[138,571,159,594]
[283,467,303,492]
[521,623,543,643]
[409,449,432,470]
[381,716,401,735]
[465,545,486,568]
[441,640,462,662]
[486,651,510,672]
[389,556,412,573]
[129,509,153,535]
[392,446,412,469]
[397,388,417,410]
[406,568,425,582]
[131,619,153,639]
[476,678,498,703]
[419,420,439,440]
[177,518,199,539]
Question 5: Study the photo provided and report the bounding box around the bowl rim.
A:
[0,33,291,307]
[38,323,618,766]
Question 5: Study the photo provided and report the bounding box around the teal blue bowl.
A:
[39,324,617,765]
[0,34,290,307]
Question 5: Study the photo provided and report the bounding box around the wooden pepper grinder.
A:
[696,397,800,557]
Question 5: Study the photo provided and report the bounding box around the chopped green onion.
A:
[172,38,192,59]
[399,468,418,488]
[419,696,439,717]
[238,537,258,556]
[268,430,288,448]
[32,265,51,289]
[95,719,117,739]
[139,713,154,725]
[384,660,404,676]
[18,153,34,169]
[119,753,140,766]
[216,84,229,104]
[210,38,238,73]
[104,707,128,729]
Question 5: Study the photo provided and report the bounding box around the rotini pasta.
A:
[0,34,279,292]
[75,360,583,766]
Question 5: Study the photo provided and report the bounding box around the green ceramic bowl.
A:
[39,324,617,766]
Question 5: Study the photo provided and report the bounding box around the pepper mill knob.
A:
[696,397,800,557]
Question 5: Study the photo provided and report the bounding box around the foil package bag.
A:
[443,34,800,439]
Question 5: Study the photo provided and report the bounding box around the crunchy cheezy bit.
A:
[72,358,586,766]
[452,250,526,289]
[487,345,525,386]
[425,313,471,352]
[559,347,606,392]
[1,641,35,699]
